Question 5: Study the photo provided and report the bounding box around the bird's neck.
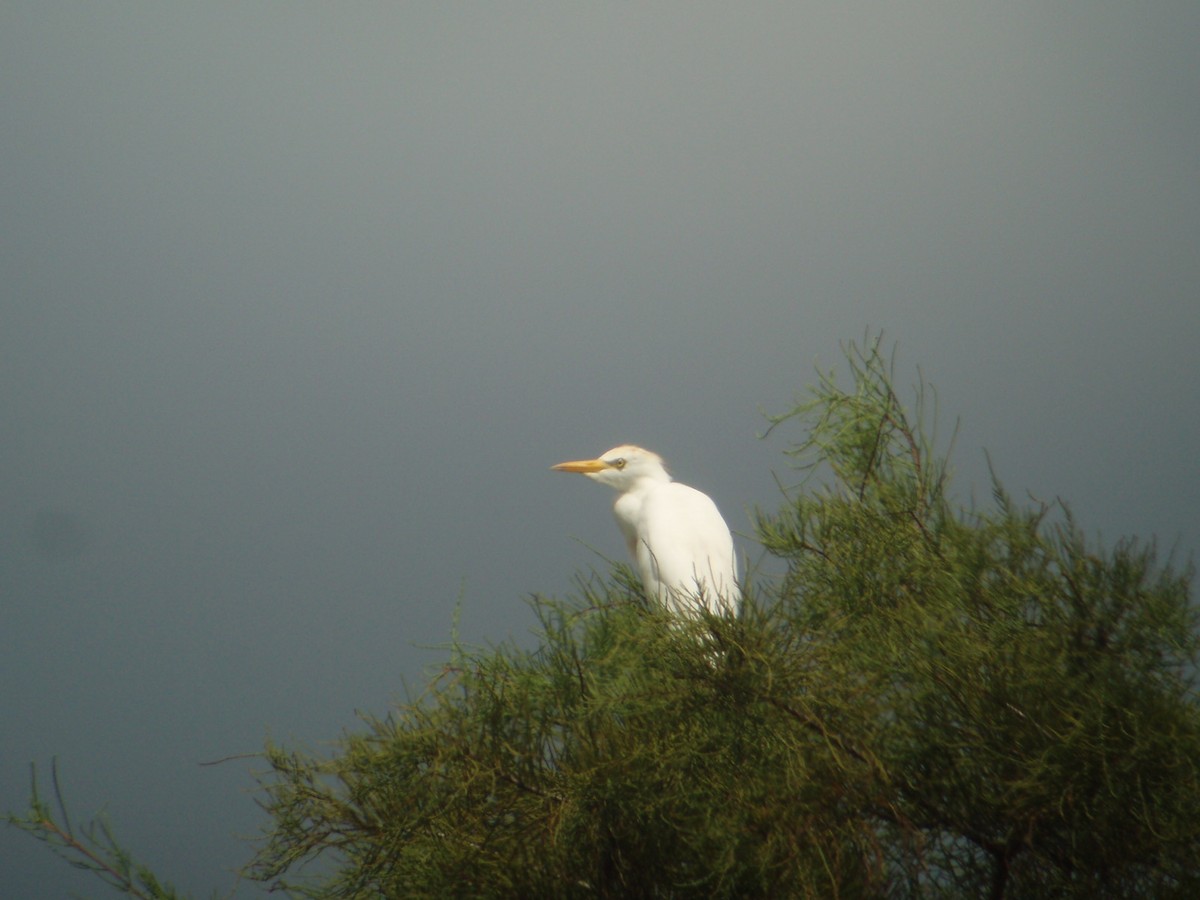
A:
[624,473,670,494]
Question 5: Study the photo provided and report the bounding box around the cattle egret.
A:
[552,445,740,616]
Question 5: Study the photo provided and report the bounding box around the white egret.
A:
[552,445,740,617]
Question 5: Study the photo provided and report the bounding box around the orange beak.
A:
[551,458,611,474]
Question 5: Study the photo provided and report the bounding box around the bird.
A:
[552,445,740,617]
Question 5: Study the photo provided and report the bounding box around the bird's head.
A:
[551,444,671,491]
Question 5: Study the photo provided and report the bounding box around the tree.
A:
[10,337,1200,897]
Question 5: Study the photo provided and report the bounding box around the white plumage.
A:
[552,445,740,616]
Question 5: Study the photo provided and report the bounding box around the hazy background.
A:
[3,2,1197,894]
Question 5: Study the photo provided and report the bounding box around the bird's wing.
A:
[636,482,738,614]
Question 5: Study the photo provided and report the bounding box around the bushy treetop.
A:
[10,338,1199,898]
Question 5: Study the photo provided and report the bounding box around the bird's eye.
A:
[612,458,626,469]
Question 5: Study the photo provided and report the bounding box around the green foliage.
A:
[4,760,190,900]
[244,338,1199,897]
[755,338,1200,897]
[249,579,890,898]
[9,337,1200,897]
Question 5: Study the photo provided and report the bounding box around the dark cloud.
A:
[27,509,90,562]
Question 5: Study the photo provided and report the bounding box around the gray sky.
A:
[3,3,1198,894]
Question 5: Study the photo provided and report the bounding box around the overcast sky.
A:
[3,3,1198,895]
